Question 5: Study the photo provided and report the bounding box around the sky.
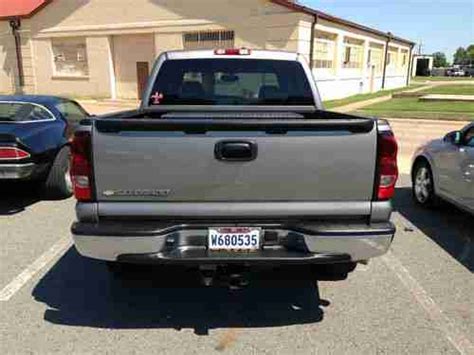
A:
[301,0,473,62]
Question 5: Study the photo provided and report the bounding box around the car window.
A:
[0,102,54,122]
[464,127,474,147]
[149,59,314,106]
[56,101,88,122]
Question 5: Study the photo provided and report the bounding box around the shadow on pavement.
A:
[0,182,41,216]
[32,248,326,334]
[394,187,474,272]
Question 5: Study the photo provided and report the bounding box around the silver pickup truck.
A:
[70,49,398,282]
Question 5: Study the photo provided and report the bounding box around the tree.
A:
[432,52,448,67]
[453,47,468,65]
[467,44,474,64]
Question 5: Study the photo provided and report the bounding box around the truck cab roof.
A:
[164,49,302,61]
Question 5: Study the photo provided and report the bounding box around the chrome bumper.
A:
[72,222,395,264]
[0,163,36,179]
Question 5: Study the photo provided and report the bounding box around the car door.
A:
[435,132,463,200]
[458,127,474,211]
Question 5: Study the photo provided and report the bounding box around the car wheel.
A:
[412,160,437,207]
[42,146,73,200]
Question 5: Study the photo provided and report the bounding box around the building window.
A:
[51,38,89,77]
[312,31,336,69]
[183,30,234,50]
[400,49,409,67]
[342,37,363,69]
[368,43,384,74]
[387,46,398,68]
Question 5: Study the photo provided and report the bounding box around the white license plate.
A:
[208,227,261,251]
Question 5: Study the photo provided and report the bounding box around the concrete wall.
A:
[0,22,36,94]
[113,34,155,99]
[0,22,15,94]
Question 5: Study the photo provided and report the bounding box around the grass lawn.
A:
[356,97,474,121]
[323,84,423,109]
[413,76,474,82]
[418,85,474,95]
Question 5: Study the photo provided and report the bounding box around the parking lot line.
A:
[382,236,474,355]
[0,237,71,302]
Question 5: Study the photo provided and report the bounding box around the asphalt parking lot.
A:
[0,175,473,354]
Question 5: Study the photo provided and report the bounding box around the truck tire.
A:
[412,160,437,207]
[42,146,73,200]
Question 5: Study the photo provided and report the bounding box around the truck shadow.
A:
[0,182,41,216]
[394,187,474,272]
[32,248,326,333]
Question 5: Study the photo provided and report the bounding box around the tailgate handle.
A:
[215,141,257,161]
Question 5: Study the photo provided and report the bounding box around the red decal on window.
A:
[151,92,164,105]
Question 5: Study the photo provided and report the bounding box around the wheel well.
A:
[412,156,437,195]
[411,156,430,181]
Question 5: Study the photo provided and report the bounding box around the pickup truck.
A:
[71,49,398,283]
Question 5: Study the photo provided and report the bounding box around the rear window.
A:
[148,59,314,106]
[0,102,54,122]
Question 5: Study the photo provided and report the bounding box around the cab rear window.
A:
[149,59,314,106]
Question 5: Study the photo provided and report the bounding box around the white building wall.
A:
[302,19,412,101]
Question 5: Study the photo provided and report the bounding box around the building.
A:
[412,55,434,77]
[0,0,414,101]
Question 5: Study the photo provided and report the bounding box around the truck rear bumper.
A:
[71,221,395,264]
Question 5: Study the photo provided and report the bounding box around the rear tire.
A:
[412,160,437,207]
[42,146,73,200]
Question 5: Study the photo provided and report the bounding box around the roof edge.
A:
[0,0,52,21]
[270,0,415,46]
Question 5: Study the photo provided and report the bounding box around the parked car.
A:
[412,122,474,214]
[70,49,399,283]
[0,95,90,198]
[446,68,465,77]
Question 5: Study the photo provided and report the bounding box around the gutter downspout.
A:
[9,18,25,90]
[381,32,392,90]
[406,44,414,86]
[308,14,318,68]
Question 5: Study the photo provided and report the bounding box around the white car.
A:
[411,122,474,214]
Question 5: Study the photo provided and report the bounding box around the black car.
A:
[0,95,90,198]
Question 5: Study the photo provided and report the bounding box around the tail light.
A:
[375,130,399,200]
[214,48,251,55]
[70,131,93,202]
[0,147,30,160]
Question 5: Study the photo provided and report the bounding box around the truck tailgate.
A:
[92,116,377,204]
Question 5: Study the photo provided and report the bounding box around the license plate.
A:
[208,227,261,251]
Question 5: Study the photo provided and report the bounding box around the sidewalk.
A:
[78,99,139,115]
[331,84,434,113]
